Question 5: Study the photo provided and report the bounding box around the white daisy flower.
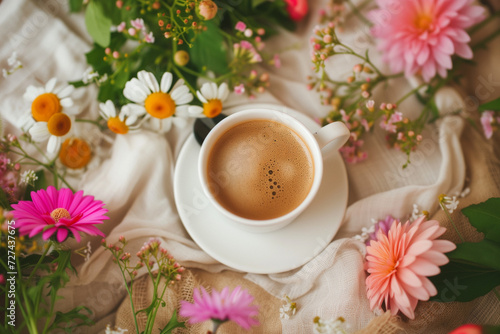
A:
[29,112,75,154]
[123,70,193,133]
[313,316,349,334]
[189,82,229,118]
[99,100,141,134]
[23,78,76,126]
[439,194,459,213]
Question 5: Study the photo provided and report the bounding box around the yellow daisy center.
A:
[203,99,223,118]
[32,93,62,122]
[59,138,92,169]
[415,12,433,31]
[144,92,176,119]
[47,113,71,137]
[107,117,129,134]
[50,208,71,223]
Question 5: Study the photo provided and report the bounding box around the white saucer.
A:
[173,103,348,274]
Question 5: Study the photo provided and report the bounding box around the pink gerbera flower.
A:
[12,186,108,243]
[369,0,485,82]
[365,216,456,319]
[180,286,259,331]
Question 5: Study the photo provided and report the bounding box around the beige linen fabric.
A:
[1,0,499,333]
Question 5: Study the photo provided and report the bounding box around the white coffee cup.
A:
[198,108,350,232]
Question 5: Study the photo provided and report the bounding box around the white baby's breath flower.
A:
[123,70,193,133]
[19,170,38,186]
[105,324,128,334]
[82,67,99,84]
[189,82,229,118]
[279,295,297,320]
[439,194,459,213]
[313,316,350,334]
[2,52,22,77]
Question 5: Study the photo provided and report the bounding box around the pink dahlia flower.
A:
[12,186,108,243]
[369,0,485,82]
[449,324,483,334]
[180,286,259,330]
[365,216,456,319]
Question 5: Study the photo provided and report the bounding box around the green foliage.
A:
[68,0,83,12]
[85,0,112,47]
[0,188,11,209]
[47,306,94,333]
[159,310,186,334]
[479,96,500,112]
[430,198,500,302]
[190,21,228,75]
[462,197,500,242]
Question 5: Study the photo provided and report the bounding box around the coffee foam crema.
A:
[207,119,314,220]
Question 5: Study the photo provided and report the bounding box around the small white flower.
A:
[410,203,424,222]
[2,52,22,77]
[458,187,470,198]
[279,295,297,320]
[123,70,193,133]
[82,67,99,84]
[189,82,229,118]
[439,194,459,213]
[99,100,141,134]
[19,170,38,186]
[313,316,350,334]
[105,324,128,334]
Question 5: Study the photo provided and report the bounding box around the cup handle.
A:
[314,122,350,150]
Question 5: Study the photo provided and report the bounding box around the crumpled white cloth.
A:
[0,0,493,332]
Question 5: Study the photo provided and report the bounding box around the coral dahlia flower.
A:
[180,286,259,330]
[365,216,456,319]
[369,0,485,82]
[12,186,108,243]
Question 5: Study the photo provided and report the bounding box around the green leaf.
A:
[48,306,94,332]
[252,0,268,7]
[85,0,112,47]
[0,188,11,209]
[429,260,500,302]
[159,310,185,334]
[190,21,228,75]
[462,198,500,242]
[23,170,47,201]
[69,0,83,12]
[479,97,500,112]
[447,240,500,271]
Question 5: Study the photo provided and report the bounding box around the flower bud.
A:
[198,0,218,20]
[174,50,190,66]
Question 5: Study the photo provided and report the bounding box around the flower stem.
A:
[468,10,500,35]
[440,203,465,243]
[396,83,427,105]
[471,28,500,50]
[212,320,222,334]
[345,0,373,27]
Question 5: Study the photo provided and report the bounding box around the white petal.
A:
[56,85,74,99]
[171,79,185,91]
[99,100,116,118]
[196,91,208,103]
[125,115,138,125]
[123,78,149,103]
[157,118,172,133]
[217,82,229,101]
[200,83,215,100]
[188,105,204,115]
[175,93,193,105]
[172,116,188,128]
[45,78,57,93]
[23,86,43,101]
[160,72,173,93]
[20,113,36,131]
[171,85,190,101]
[29,123,50,142]
[60,97,74,108]
[47,135,61,154]
[138,70,159,93]
[122,103,146,116]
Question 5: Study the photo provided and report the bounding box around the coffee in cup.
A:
[206,119,314,220]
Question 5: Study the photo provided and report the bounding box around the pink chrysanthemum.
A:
[180,286,259,330]
[369,0,485,82]
[365,216,456,319]
[12,186,108,243]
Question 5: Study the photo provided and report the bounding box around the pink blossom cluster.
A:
[318,1,346,28]
[0,152,20,203]
[480,110,499,139]
[339,133,368,164]
[116,18,155,44]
